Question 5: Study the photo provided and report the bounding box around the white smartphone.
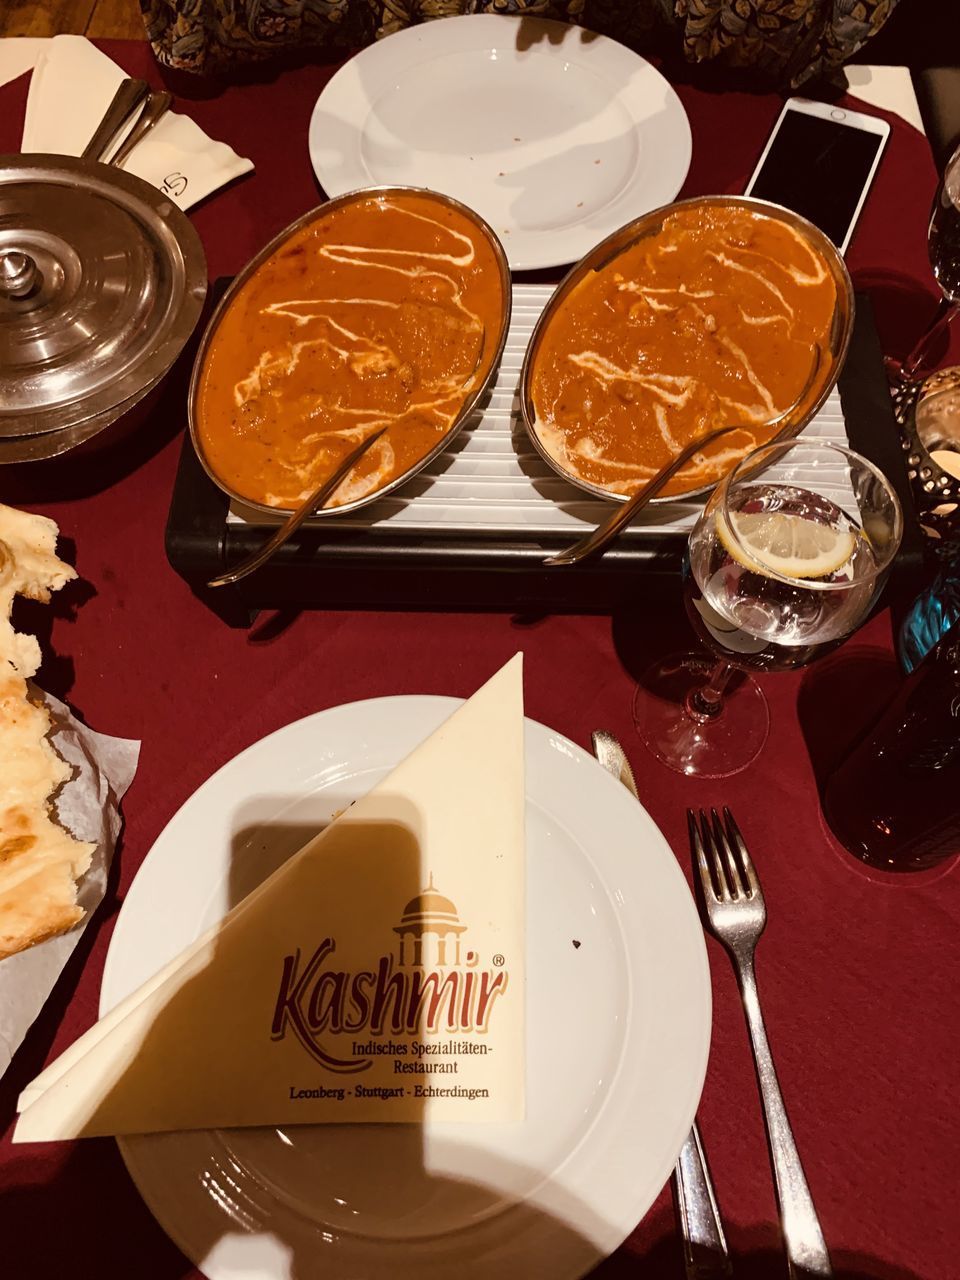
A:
[744,97,890,254]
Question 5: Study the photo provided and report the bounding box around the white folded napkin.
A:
[0,37,49,91]
[14,656,525,1140]
[21,35,253,210]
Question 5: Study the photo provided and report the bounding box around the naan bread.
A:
[0,504,94,961]
[0,856,87,959]
[0,505,76,680]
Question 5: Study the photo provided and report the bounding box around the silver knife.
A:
[591,730,731,1279]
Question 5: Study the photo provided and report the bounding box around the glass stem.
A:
[901,296,960,381]
[685,659,736,722]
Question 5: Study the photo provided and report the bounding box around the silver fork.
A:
[690,808,833,1279]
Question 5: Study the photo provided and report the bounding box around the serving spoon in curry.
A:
[207,426,388,589]
[543,425,738,567]
[544,345,824,568]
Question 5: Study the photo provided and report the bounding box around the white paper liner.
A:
[0,690,140,1079]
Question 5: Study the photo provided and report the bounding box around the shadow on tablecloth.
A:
[0,1143,936,1280]
[0,706,938,1280]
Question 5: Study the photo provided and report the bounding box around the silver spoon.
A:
[544,425,737,567]
[545,344,825,568]
[111,91,173,168]
[207,426,389,589]
[592,731,731,1279]
[81,79,173,169]
[81,78,150,163]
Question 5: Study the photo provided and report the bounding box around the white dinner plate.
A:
[308,16,692,271]
[101,696,710,1279]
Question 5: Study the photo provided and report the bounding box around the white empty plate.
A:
[308,16,692,270]
[102,696,710,1279]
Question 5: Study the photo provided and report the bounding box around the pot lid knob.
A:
[0,249,41,301]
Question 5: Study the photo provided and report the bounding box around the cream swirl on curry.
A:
[529,205,838,498]
[196,193,505,509]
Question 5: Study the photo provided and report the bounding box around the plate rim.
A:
[102,694,711,1279]
[307,15,692,271]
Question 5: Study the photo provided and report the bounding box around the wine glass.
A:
[633,438,903,778]
[888,140,960,384]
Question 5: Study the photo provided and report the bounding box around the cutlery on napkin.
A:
[21,35,253,210]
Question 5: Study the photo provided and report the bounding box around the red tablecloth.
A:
[1,40,958,1280]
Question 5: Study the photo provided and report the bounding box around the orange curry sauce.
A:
[530,205,837,497]
[196,193,505,509]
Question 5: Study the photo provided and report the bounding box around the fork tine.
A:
[722,807,760,897]
[696,808,730,899]
[688,809,718,900]
[711,807,746,899]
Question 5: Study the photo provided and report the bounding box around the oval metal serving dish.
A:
[188,185,511,518]
[519,194,854,505]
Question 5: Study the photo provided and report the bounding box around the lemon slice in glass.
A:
[718,510,857,579]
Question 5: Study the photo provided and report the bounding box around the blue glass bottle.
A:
[899,555,960,673]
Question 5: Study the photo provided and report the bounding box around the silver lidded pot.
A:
[0,82,207,464]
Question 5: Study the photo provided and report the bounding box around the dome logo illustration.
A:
[270,875,509,1072]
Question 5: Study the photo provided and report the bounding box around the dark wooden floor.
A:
[0,0,146,40]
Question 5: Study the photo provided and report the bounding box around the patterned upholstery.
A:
[140,0,901,90]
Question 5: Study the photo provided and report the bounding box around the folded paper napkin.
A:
[14,656,525,1140]
[22,35,253,211]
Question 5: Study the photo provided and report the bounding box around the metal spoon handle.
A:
[110,91,172,169]
[591,730,730,1279]
[545,426,737,567]
[544,340,826,569]
[675,1125,732,1278]
[207,427,388,589]
[81,78,151,163]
